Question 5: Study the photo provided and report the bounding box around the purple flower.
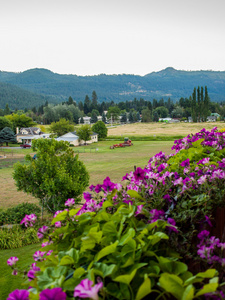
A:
[39,287,67,300]
[197,230,210,241]
[205,215,212,227]
[163,194,171,202]
[133,167,145,181]
[166,218,178,233]
[197,175,207,185]
[135,205,144,216]
[20,214,37,227]
[149,209,165,222]
[55,221,62,228]
[37,226,49,239]
[102,177,116,192]
[65,198,75,207]
[180,158,190,167]
[7,256,18,266]
[83,192,92,201]
[7,289,29,300]
[95,184,102,193]
[74,278,103,300]
[27,269,36,281]
[33,251,45,261]
[89,184,95,191]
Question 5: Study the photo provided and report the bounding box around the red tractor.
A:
[110,137,133,149]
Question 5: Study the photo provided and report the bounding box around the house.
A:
[16,127,50,144]
[56,131,98,146]
[79,116,91,124]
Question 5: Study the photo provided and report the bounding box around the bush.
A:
[7,127,225,299]
[0,203,41,226]
[0,226,39,249]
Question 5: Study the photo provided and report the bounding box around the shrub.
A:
[0,226,39,249]
[7,127,225,299]
[0,203,41,226]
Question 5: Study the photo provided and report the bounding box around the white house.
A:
[16,127,50,144]
[56,131,98,146]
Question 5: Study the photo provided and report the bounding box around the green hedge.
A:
[0,203,41,226]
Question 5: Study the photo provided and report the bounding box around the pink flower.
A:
[135,205,144,216]
[197,175,207,185]
[20,214,37,227]
[33,251,45,261]
[7,289,29,300]
[7,257,18,266]
[74,278,103,300]
[133,167,145,181]
[12,270,18,276]
[65,198,75,207]
[37,226,49,239]
[55,221,62,227]
[39,287,67,300]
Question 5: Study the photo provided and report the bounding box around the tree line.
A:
[1,87,225,129]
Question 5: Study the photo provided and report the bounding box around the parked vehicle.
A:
[20,144,31,148]
[110,137,133,149]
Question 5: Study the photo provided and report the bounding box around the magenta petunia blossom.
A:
[74,278,103,300]
[20,214,37,227]
[37,226,49,239]
[83,192,92,201]
[65,198,75,207]
[33,250,45,261]
[133,167,145,181]
[180,158,190,167]
[7,289,29,300]
[7,256,18,266]
[39,287,67,300]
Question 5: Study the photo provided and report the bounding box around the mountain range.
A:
[0,67,225,109]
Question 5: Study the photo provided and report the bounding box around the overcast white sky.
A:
[0,0,225,76]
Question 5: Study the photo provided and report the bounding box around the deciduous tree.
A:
[92,121,108,139]
[49,118,75,137]
[13,139,89,212]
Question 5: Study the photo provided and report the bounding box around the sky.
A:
[0,0,225,76]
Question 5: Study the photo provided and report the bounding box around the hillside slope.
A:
[0,67,225,106]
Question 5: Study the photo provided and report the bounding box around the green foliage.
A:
[13,139,89,212]
[0,116,13,131]
[5,113,35,131]
[0,203,41,226]
[76,124,92,144]
[92,121,108,139]
[0,226,39,249]
[49,118,75,136]
[0,127,17,146]
[18,199,219,299]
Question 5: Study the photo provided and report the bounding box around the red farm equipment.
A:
[110,137,133,149]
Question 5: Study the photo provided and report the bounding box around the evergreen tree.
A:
[204,86,210,121]
[78,101,84,112]
[128,111,134,123]
[80,116,84,124]
[120,113,127,123]
[191,88,197,122]
[91,91,98,109]
[4,103,11,115]
[102,111,106,123]
[84,95,91,114]
[0,127,17,146]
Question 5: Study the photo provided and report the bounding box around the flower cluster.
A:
[197,230,225,266]
[20,214,37,227]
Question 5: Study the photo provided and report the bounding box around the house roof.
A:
[16,127,43,136]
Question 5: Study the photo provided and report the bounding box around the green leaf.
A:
[195,283,218,297]
[136,275,151,300]
[73,267,86,279]
[114,269,137,285]
[181,284,194,300]
[127,190,145,201]
[102,221,118,236]
[119,228,136,246]
[196,269,218,278]
[69,208,80,217]
[95,240,119,261]
[103,200,113,208]
[51,210,68,224]
[60,255,74,266]
[158,273,185,299]
[92,262,117,278]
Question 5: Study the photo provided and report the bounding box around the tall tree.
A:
[84,95,91,114]
[92,121,108,139]
[191,88,197,122]
[91,91,98,109]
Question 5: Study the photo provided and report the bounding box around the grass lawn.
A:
[0,243,41,300]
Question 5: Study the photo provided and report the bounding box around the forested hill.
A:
[0,81,58,110]
[0,67,225,108]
